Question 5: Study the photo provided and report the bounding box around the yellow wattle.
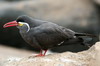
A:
[19,23,24,26]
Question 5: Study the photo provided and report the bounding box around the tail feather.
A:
[75,33,96,37]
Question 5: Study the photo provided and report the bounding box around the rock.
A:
[89,42,100,66]
[0,42,99,66]
[93,0,100,5]
[0,45,34,58]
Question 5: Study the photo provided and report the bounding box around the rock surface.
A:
[94,0,100,5]
[0,42,99,66]
[0,45,34,58]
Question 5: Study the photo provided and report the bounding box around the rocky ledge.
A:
[1,42,100,66]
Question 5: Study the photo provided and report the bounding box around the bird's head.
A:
[3,16,30,32]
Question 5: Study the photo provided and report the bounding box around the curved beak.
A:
[3,21,18,28]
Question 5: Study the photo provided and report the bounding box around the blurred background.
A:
[0,0,99,57]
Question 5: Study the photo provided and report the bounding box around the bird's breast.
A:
[20,32,32,44]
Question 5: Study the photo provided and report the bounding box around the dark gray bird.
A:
[3,15,95,56]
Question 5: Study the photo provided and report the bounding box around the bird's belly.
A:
[35,34,65,49]
[20,33,35,46]
[21,34,32,44]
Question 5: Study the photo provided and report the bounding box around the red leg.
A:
[35,49,43,57]
[43,50,48,56]
[35,49,48,57]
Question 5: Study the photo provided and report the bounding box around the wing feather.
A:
[29,22,75,49]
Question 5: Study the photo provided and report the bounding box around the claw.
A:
[35,54,44,57]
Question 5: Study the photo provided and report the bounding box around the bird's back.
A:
[27,22,75,49]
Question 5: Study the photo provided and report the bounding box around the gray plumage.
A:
[16,15,95,50]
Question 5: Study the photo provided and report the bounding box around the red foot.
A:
[35,54,45,57]
[35,49,47,57]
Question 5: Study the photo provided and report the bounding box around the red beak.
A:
[3,21,18,28]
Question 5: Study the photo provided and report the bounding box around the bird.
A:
[3,15,95,56]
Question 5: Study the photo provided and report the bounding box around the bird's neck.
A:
[17,23,30,33]
[25,23,30,32]
[19,28,30,34]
